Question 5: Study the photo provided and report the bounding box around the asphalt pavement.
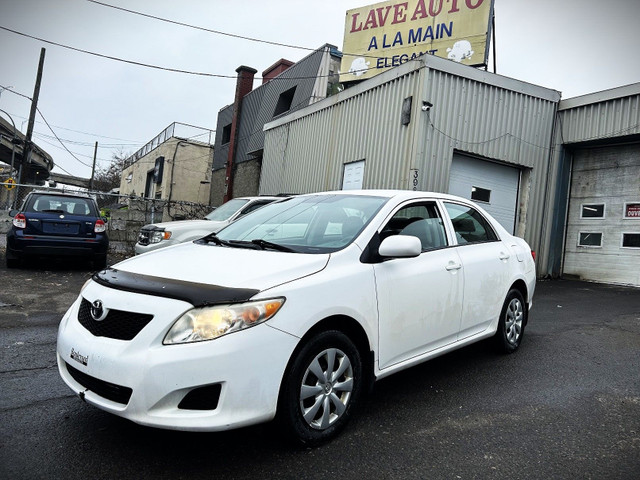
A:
[0,249,639,480]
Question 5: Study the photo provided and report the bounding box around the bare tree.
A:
[93,149,129,192]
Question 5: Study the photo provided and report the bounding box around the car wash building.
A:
[257,53,639,285]
[250,0,640,286]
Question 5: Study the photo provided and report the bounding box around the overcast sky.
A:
[1,0,639,179]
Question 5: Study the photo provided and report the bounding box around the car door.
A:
[442,201,512,340]
[374,201,464,370]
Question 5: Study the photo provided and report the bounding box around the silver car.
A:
[135,196,281,255]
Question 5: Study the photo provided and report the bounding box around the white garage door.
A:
[563,144,640,286]
[448,154,520,233]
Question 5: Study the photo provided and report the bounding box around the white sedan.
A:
[57,190,535,445]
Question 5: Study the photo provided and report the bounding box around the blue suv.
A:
[6,191,109,269]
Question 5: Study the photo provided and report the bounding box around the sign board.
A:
[625,203,640,218]
[340,0,494,82]
[2,177,16,190]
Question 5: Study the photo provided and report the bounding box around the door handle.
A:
[499,252,510,261]
[445,262,462,271]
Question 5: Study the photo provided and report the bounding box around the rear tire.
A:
[278,330,363,446]
[5,251,20,269]
[494,289,527,354]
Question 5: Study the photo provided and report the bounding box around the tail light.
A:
[94,219,106,233]
[13,213,26,229]
[531,250,536,261]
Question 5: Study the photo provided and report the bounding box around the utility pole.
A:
[20,47,46,185]
[90,141,98,190]
[492,14,497,74]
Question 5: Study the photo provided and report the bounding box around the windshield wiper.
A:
[198,233,236,247]
[250,239,296,252]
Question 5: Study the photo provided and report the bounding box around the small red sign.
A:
[626,203,640,218]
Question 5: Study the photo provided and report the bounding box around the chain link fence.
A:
[0,182,213,256]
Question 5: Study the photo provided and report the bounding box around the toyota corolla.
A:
[56,190,535,445]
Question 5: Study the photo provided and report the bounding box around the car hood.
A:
[106,242,330,297]
[145,219,227,232]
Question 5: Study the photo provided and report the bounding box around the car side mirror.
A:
[9,209,17,217]
[378,235,422,258]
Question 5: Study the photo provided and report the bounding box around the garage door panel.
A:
[564,144,640,286]
[448,154,520,234]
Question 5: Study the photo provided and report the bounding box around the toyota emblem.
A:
[90,300,108,321]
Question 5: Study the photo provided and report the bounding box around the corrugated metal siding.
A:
[262,59,559,261]
[234,48,328,164]
[212,106,233,170]
[420,68,558,256]
[559,93,640,143]
[261,68,424,194]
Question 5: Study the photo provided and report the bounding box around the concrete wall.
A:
[104,198,147,256]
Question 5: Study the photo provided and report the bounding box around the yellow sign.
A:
[340,0,493,82]
[2,177,16,190]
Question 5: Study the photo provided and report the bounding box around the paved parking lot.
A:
[1,247,639,479]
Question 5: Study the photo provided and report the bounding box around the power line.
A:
[0,25,238,78]
[36,107,93,167]
[85,0,393,63]
[32,131,139,147]
[0,110,142,142]
[0,26,382,80]
[86,0,315,52]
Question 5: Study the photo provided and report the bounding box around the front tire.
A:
[494,289,527,353]
[278,330,363,446]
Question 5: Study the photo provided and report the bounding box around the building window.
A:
[578,232,602,247]
[624,202,640,218]
[222,124,232,145]
[471,186,491,203]
[622,233,640,248]
[581,204,605,218]
[274,87,296,117]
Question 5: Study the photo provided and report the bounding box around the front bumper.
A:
[56,281,299,431]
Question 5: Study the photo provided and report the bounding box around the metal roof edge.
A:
[559,82,640,111]
[418,53,561,103]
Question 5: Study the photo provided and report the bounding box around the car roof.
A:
[28,190,95,200]
[291,189,469,203]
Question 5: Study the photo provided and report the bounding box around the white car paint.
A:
[57,190,535,439]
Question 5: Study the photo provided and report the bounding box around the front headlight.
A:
[163,298,285,345]
[150,230,171,244]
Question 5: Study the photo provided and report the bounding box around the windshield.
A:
[215,194,388,253]
[204,198,250,221]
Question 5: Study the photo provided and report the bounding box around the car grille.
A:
[66,362,133,405]
[137,230,150,246]
[78,298,154,341]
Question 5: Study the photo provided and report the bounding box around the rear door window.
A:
[443,202,498,244]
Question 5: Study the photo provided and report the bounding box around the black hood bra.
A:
[92,268,259,307]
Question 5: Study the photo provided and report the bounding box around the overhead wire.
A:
[85,0,315,52]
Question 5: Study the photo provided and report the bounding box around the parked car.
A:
[134,196,281,255]
[6,190,109,269]
[56,190,535,445]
